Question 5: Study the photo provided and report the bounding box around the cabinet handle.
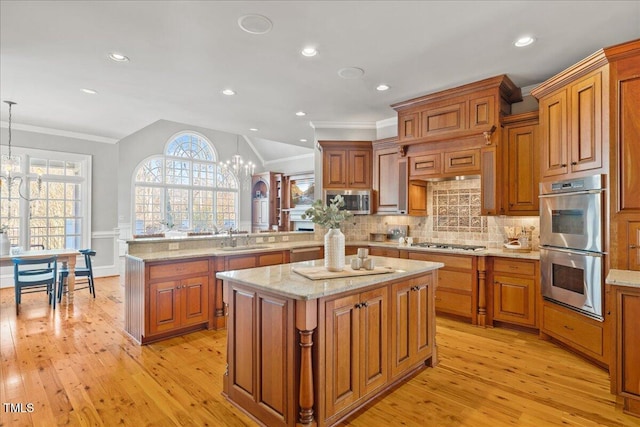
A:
[630,244,638,249]
[354,303,362,309]
[571,162,577,165]
[362,302,369,308]
[561,163,568,167]
[563,325,574,331]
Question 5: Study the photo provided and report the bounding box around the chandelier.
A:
[1,100,42,203]
[223,135,255,189]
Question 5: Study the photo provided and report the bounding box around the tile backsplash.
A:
[332,178,540,249]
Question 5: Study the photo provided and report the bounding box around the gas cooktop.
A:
[414,242,487,251]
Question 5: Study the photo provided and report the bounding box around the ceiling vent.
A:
[238,14,273,35]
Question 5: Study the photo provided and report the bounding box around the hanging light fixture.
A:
[1,100,42,203]
[223,135,255,189]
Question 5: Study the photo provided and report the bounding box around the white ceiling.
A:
[1,1,639,159]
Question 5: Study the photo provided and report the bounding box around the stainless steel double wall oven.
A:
[539,175,605,320]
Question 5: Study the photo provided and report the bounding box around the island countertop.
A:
[216,256,444,300]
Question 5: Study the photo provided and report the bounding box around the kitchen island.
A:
[217,256,443,427]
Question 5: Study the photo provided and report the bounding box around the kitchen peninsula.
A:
[216,256,443,427]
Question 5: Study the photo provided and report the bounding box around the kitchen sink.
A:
[220,245,271,251]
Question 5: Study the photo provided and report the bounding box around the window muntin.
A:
[0,149,90,250]
[133,132,238,235]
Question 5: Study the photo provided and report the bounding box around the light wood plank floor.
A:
[1,276,639,427]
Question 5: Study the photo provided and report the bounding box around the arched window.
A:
[133,133,238,235]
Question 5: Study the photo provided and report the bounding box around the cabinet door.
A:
[493,274,536,327]
[323,149,348,188]
[260,199,269,226]
[413,280,433,362]
[540,89,569,177]
[252,199,261,225]
[618,289,640,399]
[358,287,388,397]
[398,112,419,142]
[409,153,442,177]
[325,294,360,416]
[505,123,540,214]
[375,148,399,212]
[180,275,209,326]
[617,67,640,212]
[421,102,466,137]
[149,280,180,334]
[408,180,427,216]
[348,149,371,188]
[629,222,640,271]
[443,149,481,175]
[570,72,602,173]
[469,95,495,131]
[481,145,500,215]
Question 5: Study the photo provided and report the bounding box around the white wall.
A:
[0,127,120,286]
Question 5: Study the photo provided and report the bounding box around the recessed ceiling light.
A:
[301,47,317,57]
[300,138,307,142]
[295,111,306,117]
[81,88,97,94]
[338,67,365,79]
[514,36,535,47]
[109,52,129,62]
[222,89,236,96]
[376,84,390,91]
[249,128,258,132]
[238,14,273,34]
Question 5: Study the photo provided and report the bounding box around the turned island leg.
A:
[296,299,318,426]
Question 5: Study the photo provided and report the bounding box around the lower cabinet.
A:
[290,246,323,262]
[491,257,539,328]
[540,301,606,365]
[612,285,640,417]
[390,275,434,378]
[325,286,388,417]
[369,246,401,258]
[406,251,477,323]
[145,258,212,342]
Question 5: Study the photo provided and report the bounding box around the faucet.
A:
[226,228,237,247]
[242,234,251,247]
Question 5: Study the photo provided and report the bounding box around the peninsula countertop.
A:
[216,256,444,300]
[606,269,640,289]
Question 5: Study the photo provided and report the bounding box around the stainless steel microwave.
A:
[324,190,371,215]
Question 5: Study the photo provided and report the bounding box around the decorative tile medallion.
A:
[433,188,487,232]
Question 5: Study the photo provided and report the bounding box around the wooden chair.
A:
[57,249,96,302]
[13,256,58,315]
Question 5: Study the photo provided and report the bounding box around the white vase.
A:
[324,228,345,272]
[0,232,10,256]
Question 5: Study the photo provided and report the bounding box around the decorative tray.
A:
[292,265,395,280]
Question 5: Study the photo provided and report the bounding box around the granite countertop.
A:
[606,269,640,289]
[216,256,444,300]
[126,239,540,262]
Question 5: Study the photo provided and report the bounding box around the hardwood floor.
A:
[1,276,638,427]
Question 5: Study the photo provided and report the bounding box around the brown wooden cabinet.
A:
[611,284,640,417]
[409,152,441,177]
[289,246,323,262]
[608,41,640,270]
[533,63,607,180]
[319,141,372,189]
[145,258,212,341]
[372,138,401,213]
[252,172,281,232]
[491,257,539,328]
[408,180,427,216]
[540,301,607,365]
[501,112,540,215]
[398,112,419,142]
[406,251,478,324]
[390,275,434,378]
[325,286,388,417]
[369,246,400,258]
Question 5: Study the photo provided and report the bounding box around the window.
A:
[133,132,238,235]
[0,147,91,250]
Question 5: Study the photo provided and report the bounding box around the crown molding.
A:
[0,121,119,144]
[376,116,397,129]
[263,153,314,167]
[309,121,376,130]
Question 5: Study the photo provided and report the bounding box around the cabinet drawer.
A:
[443,149,480,174]
[407,252,473,270]
[493,258,535,276]
[435,290,472,317]
[290,247,323,262]
[227,256,257,271]
[259,252,285,266]
[543,304,603,356]
[369,247,400,258]
[439,270,473,292]
[410,153,442,177]
[149,259,209,281]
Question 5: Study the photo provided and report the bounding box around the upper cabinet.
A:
[534,69,604,179]
[319,140,372,189]
[392,75,522,145]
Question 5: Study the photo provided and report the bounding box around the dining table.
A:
[1,248,81,303]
